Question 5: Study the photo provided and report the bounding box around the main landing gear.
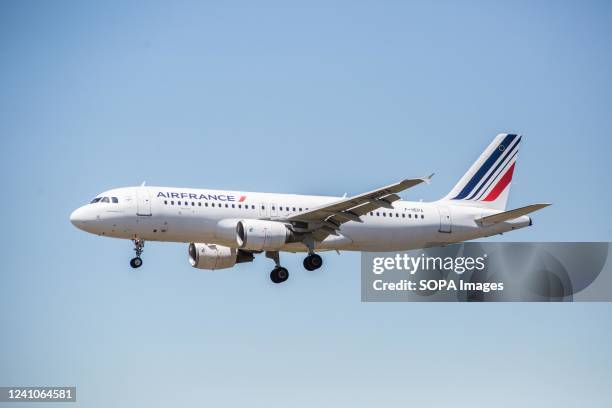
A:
[265,250,324,284]
[130,239,144,269]
[303,253,323,271]
[302,236,323,271]
[266,251,289,284]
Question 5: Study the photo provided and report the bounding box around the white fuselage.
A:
[70,186,531,252]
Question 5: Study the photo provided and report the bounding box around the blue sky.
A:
[1,1,611,406]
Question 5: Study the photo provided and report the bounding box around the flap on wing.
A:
[476,203,551,224]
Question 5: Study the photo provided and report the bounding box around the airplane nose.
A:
[70,207,87,227]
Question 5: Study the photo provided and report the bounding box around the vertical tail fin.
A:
[441,133,521,211]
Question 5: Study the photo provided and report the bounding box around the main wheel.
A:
[303,254,323,271]
[130,257,143,268]
[309,254,322,270]
[270,267,289,283]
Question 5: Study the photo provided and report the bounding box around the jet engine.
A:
[188,243,254,270]
[236,219,291,251]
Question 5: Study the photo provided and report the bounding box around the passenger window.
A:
[370,212,373,216]
[402,214,405,218]
[101,197,110,203]
[252,205,255,209]
[211,203,215,207]
[171,201,175,205]
[421,214,424,219]
[261,205,265,210]
[238,204,242,209]
[376,212,380,216]
[178,201,181,206]
[191,202,195,206]
[198,202,201,206]
[299,208,302,211]
[164,200,168,205]
[225,204,228,208]
[111,197,118,203]
[232,204,235,208]
[383,213,386,217]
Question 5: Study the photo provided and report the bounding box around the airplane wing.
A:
[475,203,551,225]
[286,175,433,238]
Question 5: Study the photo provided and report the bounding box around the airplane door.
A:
[136,188,152,216]
[438,206,452,233]
[259,203,267,217]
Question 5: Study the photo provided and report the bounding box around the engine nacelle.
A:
[236,219,290,251]
[188,243,254,270]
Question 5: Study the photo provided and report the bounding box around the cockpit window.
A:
[90,196,119,204]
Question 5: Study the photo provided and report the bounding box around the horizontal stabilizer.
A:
[476,203,551,225]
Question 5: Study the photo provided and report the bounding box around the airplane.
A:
[70,134,550,283]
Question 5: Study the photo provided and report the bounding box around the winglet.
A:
[424,173,435,184]
[140,181,147,186]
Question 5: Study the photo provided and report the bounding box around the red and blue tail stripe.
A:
[466,136,521,201]
[451,134,519,200]
[441,133,522,211]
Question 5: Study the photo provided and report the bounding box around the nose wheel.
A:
[303,253,323,271]
[130,257,143,268]
[130,239,144,269]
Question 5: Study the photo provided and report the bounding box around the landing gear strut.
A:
[130,239,144,268]
[266,251,289,284]
[302,236,323,271]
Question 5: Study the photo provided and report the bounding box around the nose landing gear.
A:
[130,239,144,268]
[130,257,143,268]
